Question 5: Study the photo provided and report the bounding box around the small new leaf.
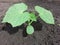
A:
[35,6,55,24]
[29,13,37,21]
[26,25,34,34]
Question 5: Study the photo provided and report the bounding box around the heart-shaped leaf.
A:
[2,3,30,27]
[35,6,55,24]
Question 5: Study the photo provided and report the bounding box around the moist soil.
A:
[0,0,60,45]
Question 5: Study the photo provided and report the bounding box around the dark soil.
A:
[0,0,60,45]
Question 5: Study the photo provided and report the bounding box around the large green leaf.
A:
[35,6,55,24]
[26,25,34,34]
[2,3,30,27]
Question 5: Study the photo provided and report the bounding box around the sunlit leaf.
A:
[35,6,55,24]
[26,25,34,34]
[2,3,30,27]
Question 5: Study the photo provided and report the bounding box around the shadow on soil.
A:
[2,20,43,37]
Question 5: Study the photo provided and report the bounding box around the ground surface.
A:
[0,0,60,45]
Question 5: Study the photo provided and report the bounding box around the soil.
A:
[0,0,60,45]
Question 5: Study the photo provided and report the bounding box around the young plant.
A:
[2,3,55,34]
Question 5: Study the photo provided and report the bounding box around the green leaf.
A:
[2,3,30,27]
[29,13,37,21]
[26,25,34,34]
[35,6,55,24]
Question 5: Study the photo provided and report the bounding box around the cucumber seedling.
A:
[2,3,55,34]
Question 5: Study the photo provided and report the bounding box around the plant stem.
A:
[28,21,33,25]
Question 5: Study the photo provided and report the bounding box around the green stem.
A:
[28,21,33,25]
